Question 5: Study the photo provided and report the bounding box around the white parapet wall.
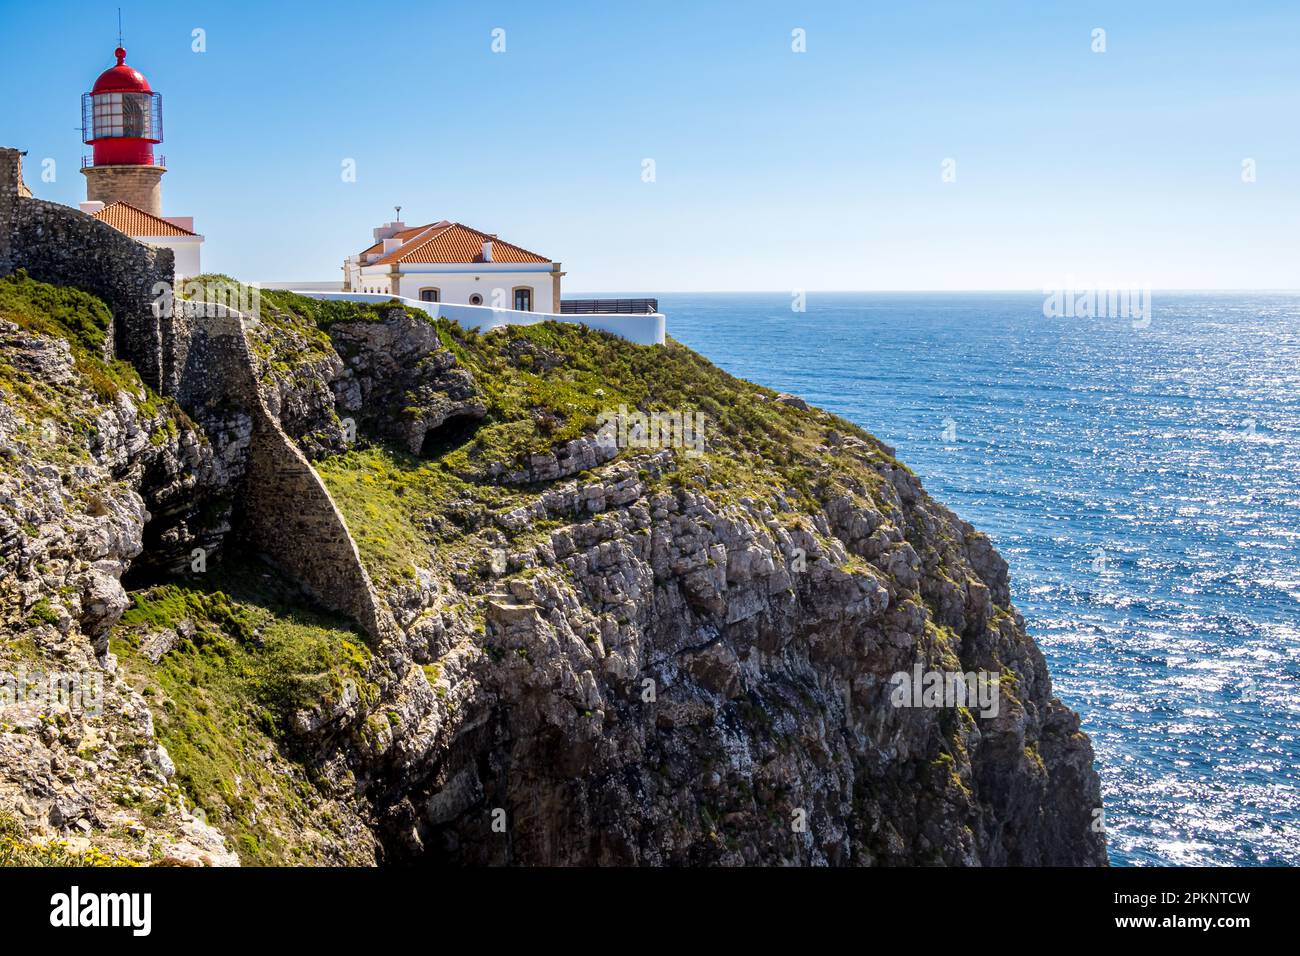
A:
[285,291,666,346]
[259,281,345,292]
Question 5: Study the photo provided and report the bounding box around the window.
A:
[513,287,533,312]
[419,288,440,303]
[91,92,155,139]
[469,293,484,306]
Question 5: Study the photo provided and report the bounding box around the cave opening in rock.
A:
[418,412,484,460]
[120,481,233,592]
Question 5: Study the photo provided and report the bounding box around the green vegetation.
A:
[26,598,61,627]
[431,319,891,503]
[0,811,138,867]
[252,288,896,502]
[0,272,188,449]
[181,274,341,383]
[110,559,374,865]
[0,270,155,408]
[0,269,112,354]
[315,442,550,585]
[248,289,904,585]
[312,447,449,584]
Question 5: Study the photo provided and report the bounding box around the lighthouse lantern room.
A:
[80,46,166,216]
[82,47,163,164]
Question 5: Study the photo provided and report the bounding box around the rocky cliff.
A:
[0,274,1107,866]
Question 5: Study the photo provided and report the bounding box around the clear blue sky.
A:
[3,0,1298,290]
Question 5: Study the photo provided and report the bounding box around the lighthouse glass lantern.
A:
[81,47,163,167]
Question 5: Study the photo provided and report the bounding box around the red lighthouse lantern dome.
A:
[93,47,153,94]
[82,47,163,167]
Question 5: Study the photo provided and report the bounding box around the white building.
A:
[344,219,563,312]
[81,199,204,278]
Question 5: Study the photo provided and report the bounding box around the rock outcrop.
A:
[0,305,236,865]
[0,276,1107,867]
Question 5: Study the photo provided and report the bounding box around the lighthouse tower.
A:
[81,46,166,215]
[78,45,203,277]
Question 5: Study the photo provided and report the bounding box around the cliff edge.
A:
[0,275,1106,866]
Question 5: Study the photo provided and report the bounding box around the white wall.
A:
[348,262,558,311]
[260,281,345,292]
[347,267,394,296]
[140,235,203,280]
[292,291,665,346]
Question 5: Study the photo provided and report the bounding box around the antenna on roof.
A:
[117,8,123,47]
[395,205,402,221]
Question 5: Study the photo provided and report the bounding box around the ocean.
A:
[657,291,1300,867]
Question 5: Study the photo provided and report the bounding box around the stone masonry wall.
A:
[0,150,24,282]
[176,301,393,642]
[1,148,174,390]
[2,145,390,643]
[83,165,165,218]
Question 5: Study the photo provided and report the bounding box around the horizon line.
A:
[563,288,1300,295]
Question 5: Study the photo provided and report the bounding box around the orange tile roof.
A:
[359,222,449,259]
[362,221,551,267]
[90,201,198,237]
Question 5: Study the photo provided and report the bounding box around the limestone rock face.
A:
[0,319,238,865]
[357,454,1106,866]
[326,311,486,455]
[250,306,487,458]
[0,285,1106,868]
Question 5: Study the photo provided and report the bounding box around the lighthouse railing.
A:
[81,154,166,169]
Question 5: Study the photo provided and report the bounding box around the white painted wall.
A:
[139,235,203,279]
[292,291,665,346]
[347,261,558,311]
[260,281,345,292]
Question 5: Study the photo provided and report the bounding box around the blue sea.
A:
[658,292,1300,867]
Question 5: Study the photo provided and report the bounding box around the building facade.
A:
[344,219,563,312]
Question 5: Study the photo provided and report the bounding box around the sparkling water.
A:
[659,291,1300,866]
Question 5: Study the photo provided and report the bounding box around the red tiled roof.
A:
[358,222,448,259]
[90,201,197,237]
[361,221,551,266]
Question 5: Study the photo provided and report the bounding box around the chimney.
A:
[79,200,106,215]
[373,220,406,242]
[481,240,493,262]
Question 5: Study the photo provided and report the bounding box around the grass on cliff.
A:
[312,446,461,584]
[0,270,159,408]
[180,274,343,386]
[434,319,860,493]
[251,287,896,494]
[110,558,374,865]
[313,442,560,585]
[0,271,184,446]
[264,289,901,583]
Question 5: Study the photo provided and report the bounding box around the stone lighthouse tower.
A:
[80,46,166,216]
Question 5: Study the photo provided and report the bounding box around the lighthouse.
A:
[81,46,165,215]
[78,45,203,277]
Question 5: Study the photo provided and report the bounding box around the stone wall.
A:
[1,148,174,389]
[0,150,22,279]
[83,165,165,217]
[2,145,392,643]
[176,301,393,643]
